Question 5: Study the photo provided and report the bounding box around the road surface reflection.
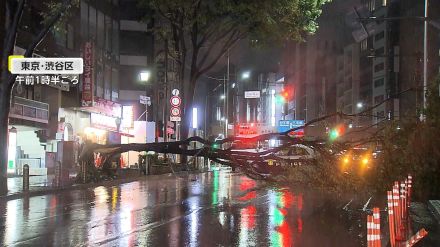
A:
[0,170,359,246]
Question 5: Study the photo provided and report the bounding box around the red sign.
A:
[82,42,94,107]
[167,127,175,135]
[170,96,181,107]
[80,97,122,118]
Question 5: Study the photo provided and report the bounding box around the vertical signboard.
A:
[82,42,94,107]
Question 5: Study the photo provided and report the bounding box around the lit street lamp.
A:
[356,102,364,109]
[241,71,250,80]
[139,71,151,82]
[139,70,151,144]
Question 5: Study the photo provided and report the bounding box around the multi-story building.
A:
[282,0,361,138]
[8,0,122,175]
[282,0,440,140]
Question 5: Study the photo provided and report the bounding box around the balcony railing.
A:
[10,97,49,124]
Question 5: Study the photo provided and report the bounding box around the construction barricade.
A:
[366,175,428,247]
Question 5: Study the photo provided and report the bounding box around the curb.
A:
[0,170,212,201]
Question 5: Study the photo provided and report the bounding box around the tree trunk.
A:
[0,81,11,195]
[0,0,8,195]
[179,76,197,164]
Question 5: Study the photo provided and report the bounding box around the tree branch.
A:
[2,0,26,74]
[7,0,74,91]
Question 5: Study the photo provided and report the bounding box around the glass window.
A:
[96,62,104,98]
[104,64,111,100]
[112,20,119,57]
[105,15,112,52]
[111,68,119,101]
[89,6,97,40]
[97,11,105,47]
[80,1,88,38]
[374,78,385,87]
[276,148,290,156]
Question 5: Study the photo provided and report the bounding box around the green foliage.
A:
[425,76,440,124]
[41,0,79,34]
[285,153,370,197]
[286,76,440,201]
[139,0,330,45]
[373,76,440,201]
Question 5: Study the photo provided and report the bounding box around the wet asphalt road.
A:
[0,169,360,247]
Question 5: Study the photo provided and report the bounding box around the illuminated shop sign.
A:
[91,113,117,131]
[121,105,134,128]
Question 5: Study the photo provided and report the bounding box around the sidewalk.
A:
[1,173,145,201]
[1,168,219,201]
[7,175,54,195]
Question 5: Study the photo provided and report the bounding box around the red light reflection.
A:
[297,217,303,233]
[239,191,257,201]
[297,193,303,211]
[278,221,293,247]
[241,205,257,229]
[239,178,256,191]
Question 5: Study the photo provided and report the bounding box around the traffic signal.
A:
[276,86,294,104]
[329,129,339,141]
[329,125,346,141]
[281,90,290,99]
[275,94,286,104]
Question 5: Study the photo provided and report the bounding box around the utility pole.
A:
[423,0,428,115]
[223,74,226,137]
[226,50,230,137]
[163,38,169,142]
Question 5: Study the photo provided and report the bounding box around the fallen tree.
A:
[77,87,425,192]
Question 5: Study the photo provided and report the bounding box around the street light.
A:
[220,94,226,100]
[356,102,364,109]
[139,71,151,82]
[139,70,151,143]
[241,71,250,80]
[192,107,198,129]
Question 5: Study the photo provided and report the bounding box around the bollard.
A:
[81,161,87,183]
[23,164,30,191]
[54,161,62,187]
[147,155,153,175]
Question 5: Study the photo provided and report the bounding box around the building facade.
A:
[8,0,123,175]
[281,0,440,139]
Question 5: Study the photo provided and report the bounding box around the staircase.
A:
[16,130,47,175]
